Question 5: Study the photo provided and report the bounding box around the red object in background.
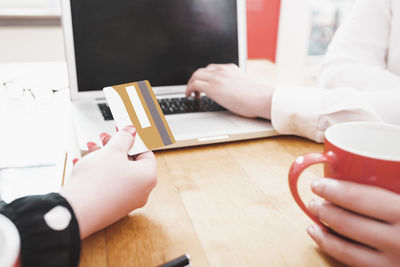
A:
[247,0,281,61]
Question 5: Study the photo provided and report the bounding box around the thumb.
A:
[107,125,136,153]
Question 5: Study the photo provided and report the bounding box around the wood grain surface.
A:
[79,136,344,267]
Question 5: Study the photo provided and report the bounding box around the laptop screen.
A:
[69,0,239,92]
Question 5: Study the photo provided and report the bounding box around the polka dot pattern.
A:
[44,206,72,231]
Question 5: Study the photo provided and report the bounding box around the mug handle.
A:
[288,152,336,229]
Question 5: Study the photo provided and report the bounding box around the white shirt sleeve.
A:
[0,214,20,267]
[319,0,400,91]
[270,86,400,143]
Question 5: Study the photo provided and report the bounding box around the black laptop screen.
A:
[69,0,239,92]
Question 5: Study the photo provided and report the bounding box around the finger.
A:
[186,80,211,97]
[132,151,157,171]
[307,224,385,267]
[99,132,112,146]
[86,141,101,153]
[131,151,157,189]
[188,68,214,85]
[312,178,400,223]
[106,125,136,153]
[226,63,239,68]
[206,63,225,71]
[207,63,237,71]
[187,68,205,88]
[187,68,213,97]
[135,150,156,162]
[308,199,390,250]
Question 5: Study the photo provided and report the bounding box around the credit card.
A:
[103,80,176,155]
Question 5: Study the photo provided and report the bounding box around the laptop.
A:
[61,0,277,152]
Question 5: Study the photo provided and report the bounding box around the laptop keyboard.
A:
[98,103,115,121]
[98,96,226,121]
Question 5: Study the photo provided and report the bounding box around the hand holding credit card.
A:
[103,80,176,155]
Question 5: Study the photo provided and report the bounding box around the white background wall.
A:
[0,0,354,63]
[0,1,63,62]
[0,0,59,10]
[0,24,64,62]
[276,0,355,83]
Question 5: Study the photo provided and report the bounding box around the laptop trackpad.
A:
[166,112,240,139]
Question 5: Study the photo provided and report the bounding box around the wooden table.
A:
[1,60,343,266]
[79,136,343,267]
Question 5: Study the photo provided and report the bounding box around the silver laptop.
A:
[61,0,277,152]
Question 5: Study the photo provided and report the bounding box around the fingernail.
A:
[116,126,119,132]
[307,225,323,242]
[307,225,321,239]
[86,141,96,149]
[122,125,136,137]
[99,132,109,141]
[72,158,79,165]
[312,178,337,194]
[308,198,322,216]
[311,178,324,193]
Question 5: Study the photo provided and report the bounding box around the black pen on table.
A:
[158,254,191,267]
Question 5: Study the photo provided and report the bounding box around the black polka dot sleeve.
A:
[0,193,81,267]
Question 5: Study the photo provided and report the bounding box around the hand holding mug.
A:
[307,178,400,267]
[289,122,400,266]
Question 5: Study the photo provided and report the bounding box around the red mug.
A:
[288,122,400,229]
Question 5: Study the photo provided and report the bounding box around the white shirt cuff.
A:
[271,86,325,143]
[0,214,20,267]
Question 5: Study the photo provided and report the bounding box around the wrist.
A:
[256,86,274,119]
[59,187,89,239]
[0,193,81,266]
[60,181,122,239]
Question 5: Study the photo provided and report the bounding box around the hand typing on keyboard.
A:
[186,64,274,119]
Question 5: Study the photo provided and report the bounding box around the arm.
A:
[186,64,400,143]
[0,126,157,266]
[270,86,390,143]
[60,126,157,239]
[307,178,400,267]
[0,213,20,267]
[0,193,81,267]
[319,0,400,91]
